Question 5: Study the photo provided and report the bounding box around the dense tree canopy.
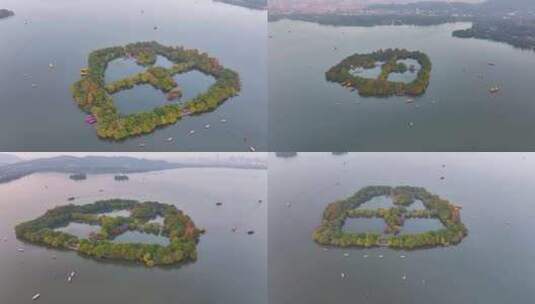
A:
[71,41,241,141]
[313,186,467,250]
[326,49,432,97]
[15,199,203,267]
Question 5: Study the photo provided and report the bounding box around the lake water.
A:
[269,153,535,304]
[56,222,99,239]
[269,20,535,151]
[343,218,385,234]
[0,0,267,151]
[0,167,267,304]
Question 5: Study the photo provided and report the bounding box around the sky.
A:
[8,152,267,162]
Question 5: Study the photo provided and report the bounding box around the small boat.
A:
[216,202,223,206]
[188,130,195,135]
[17,248,24,252]
[489,86,500,94]
[247,230,255,235]
[286,202,291,208]
[340,273,345,279]
[138,143,146,148]
[48,63,55,69]
[249,146,256,152]
[32,293,41,301]
[408,122,415,128]
[402,275,407,280]
[488,62,496,66]
[220,119,227,123]
[378,254,384,258]
[258,199,263,204]
[363,254,369,258]
[400,255,406,259]
[205,124,211,129]
[166,137,174,142]
[231,226,237,232]
[406,98,415,104]
[343,253,349,257]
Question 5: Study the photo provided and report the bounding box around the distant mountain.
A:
[214,0,267,9]
[0,153,22,166]
[0,156,179,184]
[0,9,14,19]
[0,155,267,184]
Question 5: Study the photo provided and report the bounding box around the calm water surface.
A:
[0,167,267,304]
[269,153,535,304]
[0,0,267,151]
[269,20,535,151]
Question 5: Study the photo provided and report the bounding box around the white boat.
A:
[204,124,211,129]
[340,273,345,279]
[17,248,24,252]
[363,254,369,258]
[220,119,227,123]
[249,146,256,152]
[378,254,384,258]
[343,253,349,257]
[188,130,195,135]
[32,293,40,301]
[402,275,407,280]
[166,137,174,142]
[400,255,406,259]
[137,143,146,148]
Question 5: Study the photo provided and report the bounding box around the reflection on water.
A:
[56,222,99,239]
[98,210,131,217]
[343,218,385,233]
[113,231,169,246]
[358,195,393,209]
[388,59,420,83]
[400,218,444,234]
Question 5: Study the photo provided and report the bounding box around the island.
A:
[0,9,14,19]
[15,199,203,267]
[453,18,535,51]
[114,174,129,181]
[71,41,241,141]
[69,173,87,181]
[312,186,467,249]
[326,49,432,97]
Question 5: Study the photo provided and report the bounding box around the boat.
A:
[17,248,24,252]
[216,202,223,206]
[137,143,146,148]
[343,253,349,257]
[400,255,406,259]
[231,226,237,232]
[249,146,256,152]
[340,273,345,279]
[32,293,41,301]
[220,119,227,123]
[48,63,55,69]
[406,98,415,104]
[363,254,369,258]
[166,137,174,142]
[402,275,407,280]
[247,230,255,235]
[85,115,97,125]
[188,130,195,135]
[378,254,384,258]
[489,85,501,93]
[204,124,211,129]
